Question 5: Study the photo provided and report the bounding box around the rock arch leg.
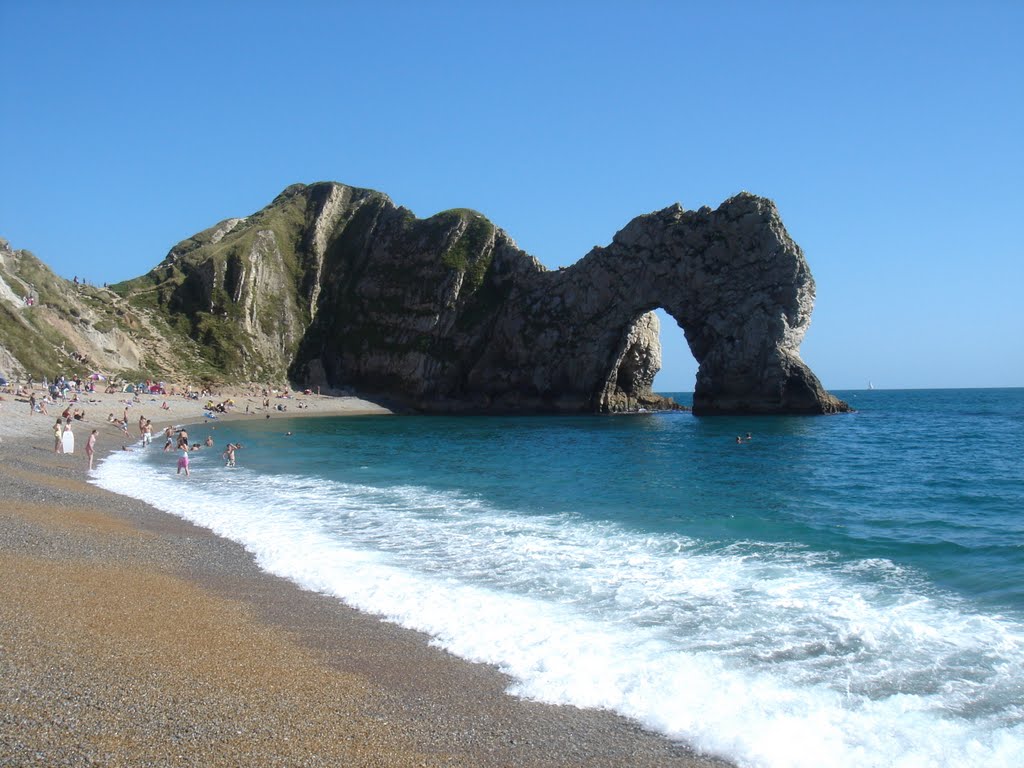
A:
[597,312,676,412]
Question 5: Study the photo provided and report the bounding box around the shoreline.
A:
[0,386,731,767]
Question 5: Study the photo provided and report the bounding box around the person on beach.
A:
[62,420,74,454]
[177,447,190,477]
[223,443,236,467]
[29,392,35,415]
[143,420,153,446]
[109,414,130,438]
[86,429,97,471]
[53,419,63,453]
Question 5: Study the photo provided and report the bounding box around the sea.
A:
[92,388,1024,768]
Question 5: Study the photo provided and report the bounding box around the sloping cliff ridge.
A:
[0,238,203,383]
[2,182,848,415]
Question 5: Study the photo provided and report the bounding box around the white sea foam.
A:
[93,451,1024,768]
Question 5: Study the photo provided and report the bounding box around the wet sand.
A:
[0,388,731,767]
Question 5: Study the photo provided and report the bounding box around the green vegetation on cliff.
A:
[0,302,69,376]
[111,186,320,381]
[440,210,496,293]
[2,185,510,391]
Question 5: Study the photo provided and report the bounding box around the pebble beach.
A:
[0,385,729,767]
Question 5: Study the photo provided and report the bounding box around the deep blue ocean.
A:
[94,388,1024,767]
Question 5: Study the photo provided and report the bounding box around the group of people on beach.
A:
[10,375,307,478]
[62,405,86,421]
[159,424,242,477]
[24,374,105,418]
[27,381,214,477]
[52,417,99,470]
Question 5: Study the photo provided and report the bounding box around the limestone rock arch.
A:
[468,192,848,415]
[137,181,846,415]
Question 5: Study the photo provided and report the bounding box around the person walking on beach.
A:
[86,429,97,471]
[29,391,35,415]
[177,447,190,477]
[53,419,63,453]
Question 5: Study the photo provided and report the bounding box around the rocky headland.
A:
[0,183,848,415]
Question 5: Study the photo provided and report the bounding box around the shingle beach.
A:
[0,386,729,767]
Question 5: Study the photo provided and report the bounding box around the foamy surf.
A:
[93,448,1024,768]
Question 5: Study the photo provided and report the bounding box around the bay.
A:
[93,388,1024,768]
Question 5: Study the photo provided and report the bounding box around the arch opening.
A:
[650,308,698,404]
[597,308,695,413]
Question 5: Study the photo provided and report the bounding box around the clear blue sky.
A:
[2,1,1021,390]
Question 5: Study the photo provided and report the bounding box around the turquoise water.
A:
[94,388,1024,767]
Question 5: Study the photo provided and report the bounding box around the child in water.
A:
[177,447,190,477]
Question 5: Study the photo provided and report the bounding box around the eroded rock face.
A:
[123,182,847,415]
[0,239,165,378]
[483,192,850,415]
[288,185,846,414]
